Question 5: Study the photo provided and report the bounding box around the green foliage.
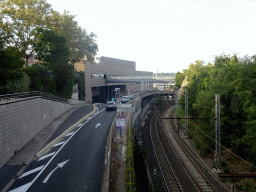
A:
[33,28,75,99]
[126,126,136,192]
[178,54,256,164]
[0,0,54,66]
[74,72,85,100]
[21,64,56,94]
[3,71,30,94]
[236,180,254,191]
[52,11,98,64]
[0,46,25,86]
[175,71,185,88]
[1,0,98,67]
[33,28,69,69]
[53,63,75,99]
[1,0,98,99]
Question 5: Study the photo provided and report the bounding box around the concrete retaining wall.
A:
[0,97,73,168]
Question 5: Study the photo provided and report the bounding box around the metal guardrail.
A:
[0,91,68,104]
[140,90,174,97]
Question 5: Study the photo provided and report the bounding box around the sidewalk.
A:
[109,97,137,191]
[0,104,94,192]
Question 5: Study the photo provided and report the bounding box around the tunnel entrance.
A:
[91,85,126,103]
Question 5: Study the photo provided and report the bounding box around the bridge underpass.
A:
[90,75,175,104]
[91,85,127,103]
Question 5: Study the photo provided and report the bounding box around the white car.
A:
[106,101,117,111]
[121,95,129,103]
[129,94,134,99]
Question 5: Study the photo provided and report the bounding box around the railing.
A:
[140,90,174,97]
[0,91,69,104]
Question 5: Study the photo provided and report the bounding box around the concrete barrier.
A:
[0,97,73,168]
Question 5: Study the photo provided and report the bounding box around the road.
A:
[8,104,117,192]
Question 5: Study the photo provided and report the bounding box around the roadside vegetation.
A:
[176,55,256,190]
[0,0,98,99]
[126,125,136,192]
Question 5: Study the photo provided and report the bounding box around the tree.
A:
[51,11,98,64]
[33,27,74,99]
[33,27,69,69]
[175,71,185,88]
[0,46,25,87]
[0,0,53,66]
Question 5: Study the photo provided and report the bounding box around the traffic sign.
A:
[116,116,125,129]
[117,104,135,109]
[117,108,135,112]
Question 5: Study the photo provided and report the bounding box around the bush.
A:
[126,126,136,192]
[4,71,30,94]
[22,64,56,94]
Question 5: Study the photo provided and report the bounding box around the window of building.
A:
[91,73,104,79]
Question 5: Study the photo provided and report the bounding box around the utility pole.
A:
[215,94,221,171]
[185,89,188,136]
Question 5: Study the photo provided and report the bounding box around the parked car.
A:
[106,101,117,111]
[129,94,134,99]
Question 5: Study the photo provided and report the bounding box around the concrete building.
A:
[153,82,173,91]
[84,56,153,103]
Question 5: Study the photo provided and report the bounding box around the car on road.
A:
[106,101,117,111]
[121,95,129,103]
[129,94,134,99]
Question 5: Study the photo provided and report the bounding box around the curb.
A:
[1,104,94,192]
[35,104,97,158]
[101,112,119,192]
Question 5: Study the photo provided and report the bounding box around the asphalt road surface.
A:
[8,105,117,192]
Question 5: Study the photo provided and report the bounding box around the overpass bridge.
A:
[91,75,175,103]
[106,75,175,84]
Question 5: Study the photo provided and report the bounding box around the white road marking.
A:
[95,123,101,128]
[37,152,55,161]
[10,109,105,191]
[65,132,74,137]
[122,146,126,161]
[19,166,44,179]
[9,182,33,192]
[42,160,69,183]
[53,141,65,147]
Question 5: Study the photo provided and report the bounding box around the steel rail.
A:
[157,105,228,192]
[150,113,183,192]
[150,120,171,192]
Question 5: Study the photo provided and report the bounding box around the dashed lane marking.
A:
[65,132,74,137]
[53,141,65,147]
[19,166,44,179]
[37,152,55,161]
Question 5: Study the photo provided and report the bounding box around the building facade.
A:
[85,56,153,103]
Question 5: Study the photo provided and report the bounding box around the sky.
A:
[49,0,256,73]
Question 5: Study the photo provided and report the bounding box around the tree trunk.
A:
[26,56,29,67]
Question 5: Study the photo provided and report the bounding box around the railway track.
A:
[149,103,229,191]
[150,115,183,191]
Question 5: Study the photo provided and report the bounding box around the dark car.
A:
[106,101,117,111]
